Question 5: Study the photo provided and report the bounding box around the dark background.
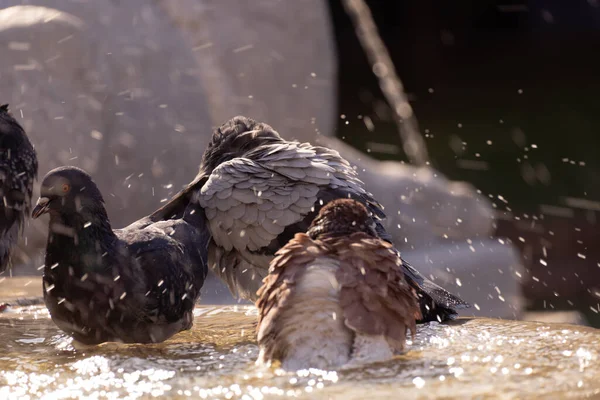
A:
[328,0,600,325]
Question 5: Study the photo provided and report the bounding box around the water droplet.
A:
[412,377,425,389]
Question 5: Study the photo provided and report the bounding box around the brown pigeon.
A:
[255,199,422,370]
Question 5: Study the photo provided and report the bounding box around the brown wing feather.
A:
[255,233,322,361]
[332,233,422,352]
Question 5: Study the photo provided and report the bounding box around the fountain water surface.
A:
[1,278,599,399]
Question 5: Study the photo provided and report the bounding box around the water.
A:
[1,300,599,400]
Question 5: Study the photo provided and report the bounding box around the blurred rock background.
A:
[329,0,600,327]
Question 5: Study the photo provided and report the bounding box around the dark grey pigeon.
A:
[0,104,38,273]
[153,116,470,322]
[32,166,210,344]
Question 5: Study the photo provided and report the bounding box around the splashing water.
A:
[1,303,599,399]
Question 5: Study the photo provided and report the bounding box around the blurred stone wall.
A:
[0,0,337,272]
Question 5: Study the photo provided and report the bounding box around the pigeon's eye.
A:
[62,184,70,193]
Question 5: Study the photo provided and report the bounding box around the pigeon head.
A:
[307,199,378,240]
[32,166,106,221]
[200,116,282,175]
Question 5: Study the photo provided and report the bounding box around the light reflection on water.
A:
[1,305,599,399]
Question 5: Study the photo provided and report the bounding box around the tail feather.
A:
[401,259,471,323]
[148,175,207,222]
[374,211,470,322]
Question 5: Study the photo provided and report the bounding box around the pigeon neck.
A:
[52,206,113,235]
[45,209,117,273]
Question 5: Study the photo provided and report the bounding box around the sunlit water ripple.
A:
[1,305,599,399]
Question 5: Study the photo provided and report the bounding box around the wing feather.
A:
[334,233,421,353]
[198,158,318,254]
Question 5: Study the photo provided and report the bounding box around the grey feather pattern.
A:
[199,143,369,250]
[196,140,376,300]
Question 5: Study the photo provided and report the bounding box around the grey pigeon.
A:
[0,104,38,273]
[153,116,470,322]
[32,166,210,344]
[256,199,421,370]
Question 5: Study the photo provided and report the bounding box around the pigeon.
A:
[0,104,38,273]
[153,116,470,322]
[32,166,210,345]
[256,199,422,370]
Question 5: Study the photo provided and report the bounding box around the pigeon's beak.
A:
[32,197,51,219]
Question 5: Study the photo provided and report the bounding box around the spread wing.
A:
[197,141,380,300]
[334,234,422,352]
[198,156,319,253]
[255,233,319,361]
[198,156,318,300]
